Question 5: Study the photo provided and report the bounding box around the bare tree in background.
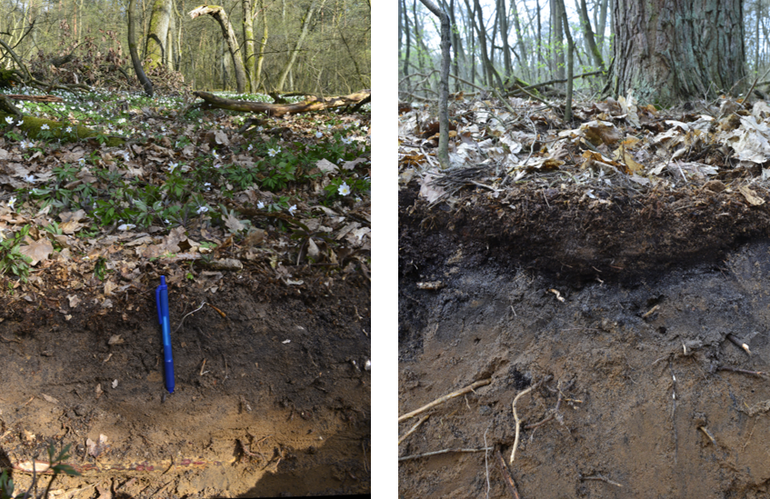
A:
[419,0,451,168]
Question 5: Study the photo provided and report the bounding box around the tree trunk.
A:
[496,0,513,77]
[255,0,269,91]
[419,0,451,168]
[242,0,257,93]
[509,0,529,81]
[536,0,543,81]
[277,0,326,92]
[146,0,171,70]
[128,0,153,96]
[596,0,609,54]
[577,0,605,71]
[189,5,248,93]
[550,0,565,81]
[559,0,574,121]
[165,8,175,68]
[607,0,745,105]
[443,0,465,91]
[401,0,412,89]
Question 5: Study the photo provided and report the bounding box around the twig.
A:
[744,65,770,107]
[510,375,552,464]
[398,414,430,446]
[495,449,521,499]
[398,447,492,461]
[398,378,492,423]
[717,365,766,377]
[579,473,623,487]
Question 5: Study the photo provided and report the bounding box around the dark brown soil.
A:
[399,180,770,498]
[1,265,370,497]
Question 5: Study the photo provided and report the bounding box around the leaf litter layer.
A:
[399,94,770,497]
[0,87,371,497]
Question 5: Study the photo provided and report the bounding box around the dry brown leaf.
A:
[739,186,765,206]
[581,120,623,146]
[19,237,53,265]
[224,212,246,233]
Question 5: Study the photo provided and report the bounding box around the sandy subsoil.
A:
[399,181,770,498]
[0,266,370,498]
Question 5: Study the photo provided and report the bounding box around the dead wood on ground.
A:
[192,90,371,116]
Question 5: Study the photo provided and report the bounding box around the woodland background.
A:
[0,0,371,94]
[398,0,767,104]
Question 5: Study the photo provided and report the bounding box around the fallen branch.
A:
[398,414,430,446]
[398,447,492,462]
[3,94,64,103]
[495,449,522,499]
[398,378,492,423]
[192,89,371,117]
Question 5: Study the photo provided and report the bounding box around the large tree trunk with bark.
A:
[607,0,745,105]
[242,0,257,93]
[189,5,247,93]
[145,0,172,70]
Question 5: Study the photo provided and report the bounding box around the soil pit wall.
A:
[399,186,770,498]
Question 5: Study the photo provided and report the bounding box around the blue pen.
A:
[155,276,175,393]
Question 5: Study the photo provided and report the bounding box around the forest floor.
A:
[399,95,770,498]
[0,85,371,498]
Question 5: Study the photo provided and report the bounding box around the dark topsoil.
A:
[0,265,370,498]
[399,180,770,498]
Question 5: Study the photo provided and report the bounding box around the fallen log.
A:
[4,94,65,103]
[192,90,371,116]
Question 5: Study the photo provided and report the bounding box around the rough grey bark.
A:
[608,0,745,105]
[419,0,451,168]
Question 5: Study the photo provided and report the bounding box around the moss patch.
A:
[0,112,125,147]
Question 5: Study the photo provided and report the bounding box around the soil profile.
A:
[399,179,770,498]
[1,266,371,497]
